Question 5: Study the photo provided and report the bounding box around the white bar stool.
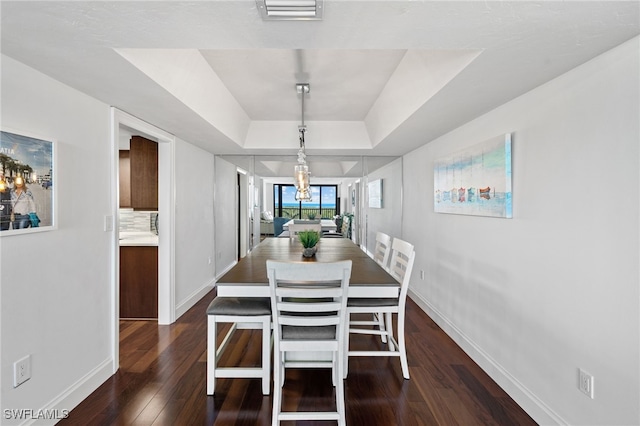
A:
[206,297,272,395]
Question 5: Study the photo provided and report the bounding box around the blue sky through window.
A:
[278,185,336,208]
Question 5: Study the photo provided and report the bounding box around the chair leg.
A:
[261,316,271,395]
[385,312,394,351]
[375,312,387,343]
[397,310,410,379]
[336,360,346,426]
[331,352,337,387]
[206,316,217,395]
[343,313,350,379]
[272,346,282,425]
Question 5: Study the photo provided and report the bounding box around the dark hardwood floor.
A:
[59,291,537,425]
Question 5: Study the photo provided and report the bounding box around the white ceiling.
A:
[1,1,639,165]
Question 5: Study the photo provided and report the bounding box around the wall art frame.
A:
[434,133,512,218]
[368,178,383,208]
[0,129,56,236]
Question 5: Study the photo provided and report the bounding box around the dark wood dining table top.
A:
[217,237,398,287]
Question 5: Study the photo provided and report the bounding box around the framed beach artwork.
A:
[368,179,383,208]
[434,133,512,218]
[0,129,56,235]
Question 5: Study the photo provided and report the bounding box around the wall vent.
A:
[256,0,323,20]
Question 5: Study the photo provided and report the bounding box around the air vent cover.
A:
[256,0,323,20]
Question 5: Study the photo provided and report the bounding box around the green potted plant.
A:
[298,230,320,257]
[307,212,317,220]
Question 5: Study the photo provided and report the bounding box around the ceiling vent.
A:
[256,0,323,20]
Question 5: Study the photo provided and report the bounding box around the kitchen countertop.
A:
[119,231,159,247]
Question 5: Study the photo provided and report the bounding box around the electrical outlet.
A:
[578,368,594,398]
[13,355,31,387]
[208,256,212,265]
[420,270,425,280]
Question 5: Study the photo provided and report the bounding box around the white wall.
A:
[403,37,639,425]
[263,181,274,215]
[363,158,403,256]
[174,139,215,316]
[0,55,220,423]
[214,156,238,277]
[1,55,113,422]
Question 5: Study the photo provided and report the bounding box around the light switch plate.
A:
[104,215,114,232]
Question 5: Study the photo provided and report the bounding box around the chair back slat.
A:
[373,231,392,270]
[276,285,342,298]
[389,238,416,297]
[278,301,342,313]
[278,315,341,327]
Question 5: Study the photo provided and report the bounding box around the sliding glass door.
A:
[273,184,338,219]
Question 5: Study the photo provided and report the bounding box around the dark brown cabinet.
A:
[120,246,158,319]
[119,136,158,210]
[118,150,131,207]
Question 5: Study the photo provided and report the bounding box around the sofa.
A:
[260,211,274,235]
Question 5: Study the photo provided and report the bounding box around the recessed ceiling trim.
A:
[256,0,323,20]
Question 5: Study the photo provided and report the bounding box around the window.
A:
[273,184,338,219]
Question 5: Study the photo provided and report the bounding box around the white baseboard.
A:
[215,260,237,282]
[25,358,113,426]
[408,289,567,426]
[174,260,239,321]
[175,279,215,319]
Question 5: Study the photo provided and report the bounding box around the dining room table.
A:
[216,236,399,299]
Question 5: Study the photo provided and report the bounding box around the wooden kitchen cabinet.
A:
[119,136,158,210]
[129,135,158,210]
[120,246,158,319]
[119,150,131,207]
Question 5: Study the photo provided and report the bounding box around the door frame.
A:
[110,108,176,373]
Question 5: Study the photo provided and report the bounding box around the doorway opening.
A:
[111,108,175,373]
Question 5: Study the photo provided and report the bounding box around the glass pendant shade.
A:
[294,163,311,201]
[295,163,309,188]
[295,186,311,201]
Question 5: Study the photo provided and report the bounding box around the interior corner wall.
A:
[1,55,114,422]
[263,181,274,215]
[214,156,238,277]
[174,138,215,315]
[403,37,639,425]
[363,158,403,256]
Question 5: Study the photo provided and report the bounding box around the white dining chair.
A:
[344,237,415,380]
[206,297,272,395]
[359,231,393,343]
[287,222,322,242]
[267,259,352,426]
[350,231,392,343]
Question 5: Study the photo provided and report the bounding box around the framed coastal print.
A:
[0,129,56,235]
[368,179,383,208]
[434,133,512,218]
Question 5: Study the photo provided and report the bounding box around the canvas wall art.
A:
[368,179,382,208]
[434,133,512,218]
[0,130,55,235]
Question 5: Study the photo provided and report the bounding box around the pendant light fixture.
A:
[294,83,312,201]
